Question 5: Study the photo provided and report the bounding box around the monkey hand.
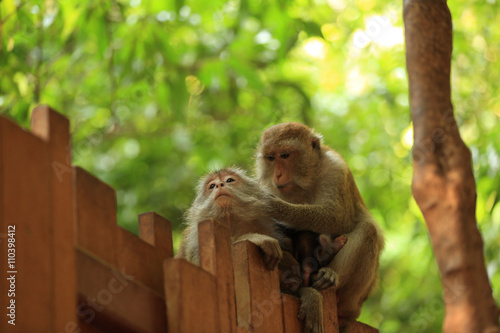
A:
[311,267,338,290]
[237,233,283,270]
[262,193,281,214]
[298,287,324,333]
[256,236,283,270]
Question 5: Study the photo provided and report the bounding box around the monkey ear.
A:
[318,234,329,248]
[311,137,320,150]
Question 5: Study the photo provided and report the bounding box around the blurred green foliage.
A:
[1,0,499,331]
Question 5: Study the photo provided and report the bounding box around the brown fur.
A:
[257,122,384,330]
[276,227,347,288]
[176,167,282,270]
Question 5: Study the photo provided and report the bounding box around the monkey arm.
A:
[175,226,200,264]
[268,197,354,235]
[175,226,191,259]
[235,233,283,270]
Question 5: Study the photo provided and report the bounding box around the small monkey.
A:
[278,249,329,333]
[277,226,347,289]
[256,122,384,330]
[277,229,346,333]
[176,167,282,270]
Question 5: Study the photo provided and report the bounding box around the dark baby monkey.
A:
[279,228,347,289]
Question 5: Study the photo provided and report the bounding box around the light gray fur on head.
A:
[185,167,270,226]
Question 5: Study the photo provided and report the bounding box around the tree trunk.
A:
[403,0,500,332]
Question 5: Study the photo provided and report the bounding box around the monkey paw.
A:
[237,233,283,270]
[298,287,324,333]
[258,237,283,270]
[311,267,338,290]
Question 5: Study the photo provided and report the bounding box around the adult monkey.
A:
[177,167,326,332]
[256,122,384,329]
[176,167,282,270]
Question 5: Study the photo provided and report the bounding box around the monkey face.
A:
[262,149,296,193]
[257,122,322,197]
[259,143,318,195]
[205,173,239,207]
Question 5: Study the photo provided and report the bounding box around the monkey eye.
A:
[280,153,290,159]
[226,178,235,183]
[265,155,275,161]
[209,184,216,189]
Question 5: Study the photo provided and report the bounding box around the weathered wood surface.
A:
[77,249,167,332]
[75,166,119,266]
[74,164,173,331]
[0,107,78,332]
[233,240,284,332]
[404,0,500,332]
[199,219,237,333]
[281,294,303,333]
[31,106,78,332]
[31,106,76,331]
[164,258,220,332]
[1,112,52,332]
[75,167,173,295]
[321,288,339,333]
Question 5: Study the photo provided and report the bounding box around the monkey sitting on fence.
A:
[256,122,384,331]
[176,167,282,270]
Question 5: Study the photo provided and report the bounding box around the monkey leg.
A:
[330,221,381,322]
[298,287,324,333]
[279,251,303,294]
[331,235,348,253]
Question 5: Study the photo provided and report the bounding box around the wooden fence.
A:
[0,106,377,332]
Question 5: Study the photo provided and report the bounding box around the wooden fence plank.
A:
[199,219,237,333]
[233,240,284,332]
[31,105,77,332]
[116,223,172,294]
[164,258,220,333]
[0,116,6,332]
[321,288,339,333]
[77,249,167,333]
[75,167,118,267]
[281,294,302,333]
[78,319,109,333]
[138,211,174,257]
[0,116,52,332]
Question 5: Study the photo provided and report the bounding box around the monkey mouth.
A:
[216,193,231,199]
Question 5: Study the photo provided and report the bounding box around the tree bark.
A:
[403,0,500,332]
